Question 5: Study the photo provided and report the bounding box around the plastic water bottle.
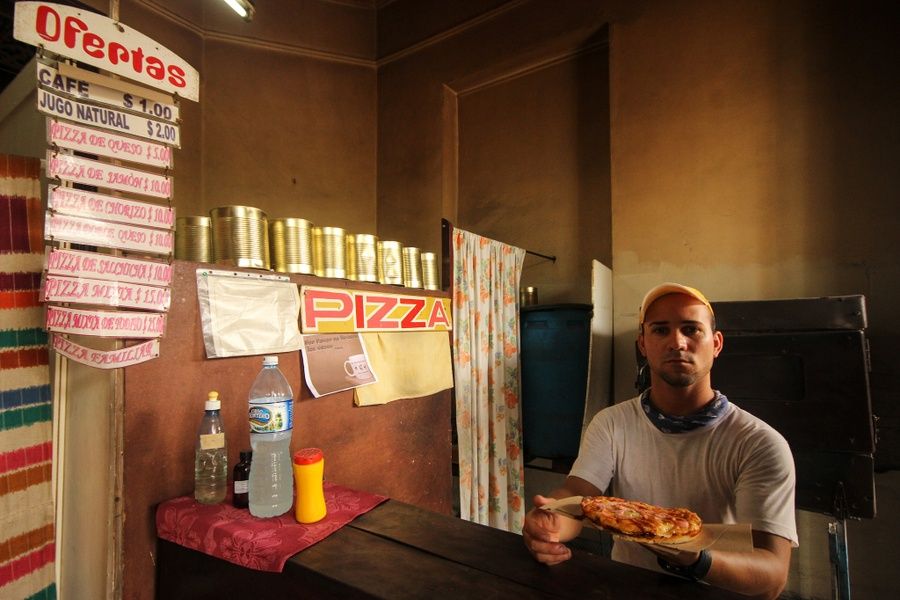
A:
[194,391,227,504]
[248,355,294,517]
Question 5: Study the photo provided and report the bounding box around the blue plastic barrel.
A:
[520,304,592,459]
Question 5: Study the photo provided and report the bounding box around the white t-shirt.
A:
[569,395,798,572]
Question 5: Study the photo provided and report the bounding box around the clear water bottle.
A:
[194,391,227,504]
[248,355,294,517]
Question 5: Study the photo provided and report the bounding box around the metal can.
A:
[312,226,346,279]
[209,205,269,270]
[349,234,378,282]
[269,218,314,274]
[174,216,211,262]
[380,241,404,285]
[421,252,439,291]
[402,246,423,289]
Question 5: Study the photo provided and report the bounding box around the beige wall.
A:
[112,0,379,231]
[377,0,614,298]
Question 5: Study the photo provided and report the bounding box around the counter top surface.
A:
[157,497,745,599]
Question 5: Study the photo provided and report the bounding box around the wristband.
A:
[657,549,712,582]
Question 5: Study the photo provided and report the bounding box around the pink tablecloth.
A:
[156,482,387,572]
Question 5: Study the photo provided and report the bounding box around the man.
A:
[522,283,797,600]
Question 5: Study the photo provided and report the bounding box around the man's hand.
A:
[522,495,576,565]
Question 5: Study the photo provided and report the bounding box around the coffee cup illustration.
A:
[343,354,372,380]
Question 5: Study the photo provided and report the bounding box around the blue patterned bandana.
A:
[641,389,730,433]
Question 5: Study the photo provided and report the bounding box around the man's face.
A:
[638,293,723,388]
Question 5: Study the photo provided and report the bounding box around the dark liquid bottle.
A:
[233,451,252,509]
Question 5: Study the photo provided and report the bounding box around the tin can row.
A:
[174,206,439,289]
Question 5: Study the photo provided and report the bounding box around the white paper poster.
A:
[299,333,377,398]
[196,269,303,358]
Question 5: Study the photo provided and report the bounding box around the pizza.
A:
[580,496,702,544]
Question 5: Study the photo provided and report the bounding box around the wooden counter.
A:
[124,260,452,600]
[157,499,746,599]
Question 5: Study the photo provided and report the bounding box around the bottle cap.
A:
[239,450,252,462]
[205,390,221,411]
[263,355,278,366]
[293,447,323,465]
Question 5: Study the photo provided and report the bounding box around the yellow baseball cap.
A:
[639,283,714,325]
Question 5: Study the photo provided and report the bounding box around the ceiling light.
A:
[222,0,255,22]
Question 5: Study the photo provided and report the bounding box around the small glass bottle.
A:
[232,451,252,509]
[293,448,326,523]
[194,391,227,504]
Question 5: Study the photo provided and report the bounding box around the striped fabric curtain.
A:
[0,155,56,599]
[451,227,526,533]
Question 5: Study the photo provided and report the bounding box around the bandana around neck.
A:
[640,389,730,433]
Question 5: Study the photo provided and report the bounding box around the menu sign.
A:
[46,248,172,287]
[48,187,174,229]
[47,152,172,198]
[43,274,171,311]
[38,87,180,147]
[18,2,196,369]
[38,62,180,123]
[14,2,199,100]
[48,120,172,168]
[300,286,453,333]
[46,305,166,338]
[45,212,174,255]
[51,335,160,369]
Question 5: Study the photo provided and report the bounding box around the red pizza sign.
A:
[300,286,452,333]
[14,2,199,101]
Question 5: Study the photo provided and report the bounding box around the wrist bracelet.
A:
[657,549,712,582]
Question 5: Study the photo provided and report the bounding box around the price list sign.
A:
[14,1,200,369]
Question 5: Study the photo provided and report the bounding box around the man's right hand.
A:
[522,495,577,565]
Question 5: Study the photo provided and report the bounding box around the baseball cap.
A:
[639,283,714,325]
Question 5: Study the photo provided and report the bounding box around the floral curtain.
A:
[452,227,526,532]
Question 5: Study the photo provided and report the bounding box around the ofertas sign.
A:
[38,87,180,147]
[46,305,166,338]
[300,286,452,333]
[46,248,172,287]
[43,274,171,312]
[47,152,172,199]
[38,63,179,124]
[52,334,159,369]
[48,120,172,169]
[14,2,199,101]
[48,187,174,229]
[45,212,174,255]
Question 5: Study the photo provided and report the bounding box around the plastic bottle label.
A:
[248,400,293,433]
[199,432,225,450]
